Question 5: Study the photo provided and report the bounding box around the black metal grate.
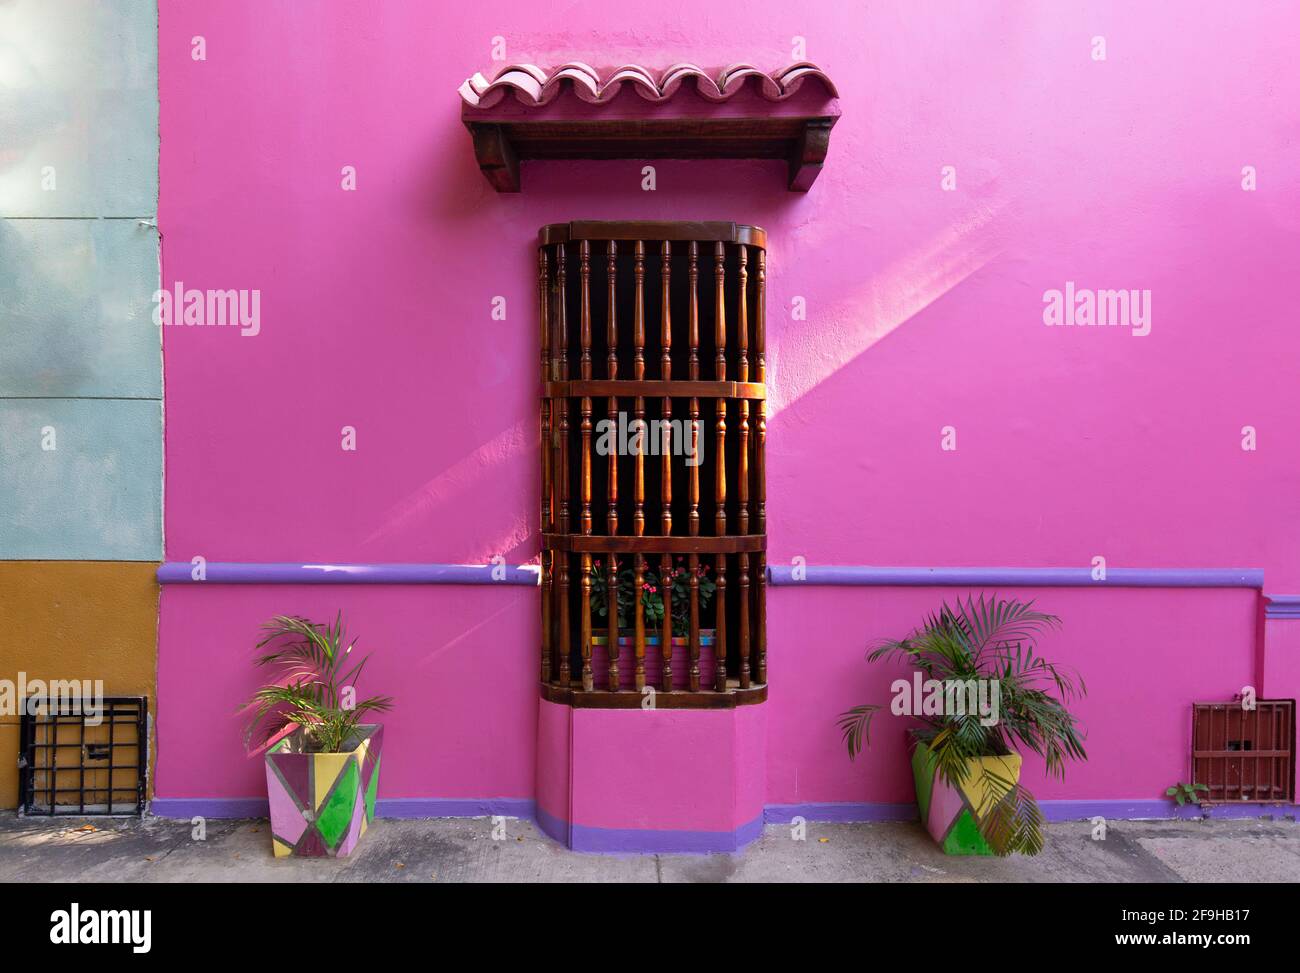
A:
[18,696,147,816]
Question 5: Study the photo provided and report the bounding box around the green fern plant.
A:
[590,558,716,637]
[838,594,1087,856]
[240,613,393,755]
[1166,782,1209,806]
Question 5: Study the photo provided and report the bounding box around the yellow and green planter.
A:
[912,738,1021,856]
[264,724,383,858]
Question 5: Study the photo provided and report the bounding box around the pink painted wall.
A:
[156,1,1300,808]
[1263,618,1300,702]
[768,587,1259,806]
[536,702,766,832]
[156,586,536,800]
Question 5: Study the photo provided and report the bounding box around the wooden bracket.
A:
[468,122,520,193]
[788,119,834,192]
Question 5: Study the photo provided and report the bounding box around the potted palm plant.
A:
[240,613,393,858]
[589,558,717,689]
[838,595,1086,856]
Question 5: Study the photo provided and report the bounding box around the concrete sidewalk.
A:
[0,815,1297,883]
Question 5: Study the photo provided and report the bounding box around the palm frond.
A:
[837,705,879,760]
[839,593,1086,855]
[976,766,1046,856]
[240,613,393,754]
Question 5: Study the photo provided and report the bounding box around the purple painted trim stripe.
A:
[1265,595,1300,619]
[766,800,1299,824]
[149,797,270,818]
[537,805,764,853]
[150,797,536,820]
[156,562,1266,590]
[156,562,541,586]
[767,565,1264,588]
[1040,799,1300,821]
[375,798,536,819]
[151,797,1298,850]
[764,802,917,823]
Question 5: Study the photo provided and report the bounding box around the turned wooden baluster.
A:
[579,240,594,691]
[555,243,571,686]
[606,554,621,692]
[659,240,673,691]
[687,241,702,691]
[632,240,646,691]
[756,246,768,684]
[605,241,620,690]
[737,245,751,688]
[539,246,553,684]
[661,544,674,692]
[713,242,728,691]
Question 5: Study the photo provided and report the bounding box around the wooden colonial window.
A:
[539,221,767,708]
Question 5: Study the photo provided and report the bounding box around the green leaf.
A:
[241,613,393,754]
[842,594,1087,854]
[836,705,879,760]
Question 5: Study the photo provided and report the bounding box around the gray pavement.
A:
[0,814,1297,883]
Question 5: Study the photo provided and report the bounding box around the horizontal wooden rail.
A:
[540,220,766,248]
[541,682,767,709]
[545,379,766,400]
[542,534,765,554]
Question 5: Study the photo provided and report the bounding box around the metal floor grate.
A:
[18,696,147,816]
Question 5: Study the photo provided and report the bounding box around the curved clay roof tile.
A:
[603,64,665,102]
[541,63,604,104]
[772,62,840,99]
[658,63,721,101]
[459,62,838,108]
[459,63,549,108]
[716,64,783,101]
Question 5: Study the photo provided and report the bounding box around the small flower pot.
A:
[590,631,716,690]
[911,734,1021,856]
[264,724,383,858]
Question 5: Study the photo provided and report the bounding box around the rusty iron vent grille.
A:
[18,697,147,816]
[1192,700,1295,803]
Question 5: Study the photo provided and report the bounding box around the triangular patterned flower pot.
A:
[910,733,1021,856]
[264,724,383,858]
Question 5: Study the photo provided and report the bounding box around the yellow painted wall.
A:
[0,562,157,809]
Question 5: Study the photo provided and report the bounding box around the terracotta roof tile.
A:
[459,61,838,109]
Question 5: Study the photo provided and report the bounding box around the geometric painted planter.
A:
[264,724,383,858]
[911,735,1021,856]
